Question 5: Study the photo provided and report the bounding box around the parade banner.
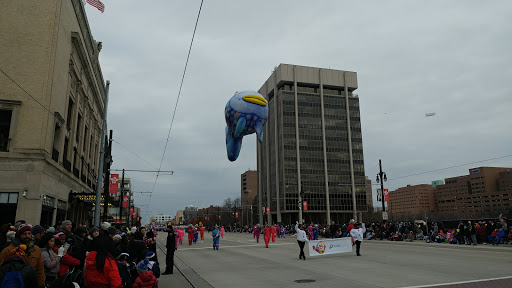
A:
[110,174,119,194]
[384,189,389,202]
[309,238,352,257]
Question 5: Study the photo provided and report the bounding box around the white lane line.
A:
[399,275,512,288]
[178,242,295,250]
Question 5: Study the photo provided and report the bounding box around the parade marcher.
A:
[84,235,123,288]
[0,223,45,287]
[212,225,221,250]
[295,221,309,260]
[254,224,261,243]
[40,232,64,284]
[187,225,194,245]
[281,226,286,239]
[263,224,271,248]
[220,226,225,238]
[193,226,199,244]
[271,225,277,242]
[200,225,205,240]
[133,259,158,288]
[312,224,319,240]
[162,225,176,275]
[178,227,184,245]
[350,222,366,256]
[307,223,313,240]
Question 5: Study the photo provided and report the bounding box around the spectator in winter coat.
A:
[40,232,63,283]
[133,258,158,288]
[84,235,122,288]
[129,231,147,263]
[117,253,133,288]
[31,225,45,248]
[0,223,45,286]
[0,255,38,288]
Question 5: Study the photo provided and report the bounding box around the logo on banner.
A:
[384,189,389,202]
[312,242,326,254]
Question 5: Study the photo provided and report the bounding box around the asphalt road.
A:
[156,231,512,288]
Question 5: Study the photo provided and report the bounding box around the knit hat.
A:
[31,225,45,235]
[61,220,72,227]
[89,227,99,236]
[54,232,65,239]
[136,259,150,272]
[145,251,155,259]
[47,227,55,233]
[107,226,117,236]
[113,234,122,242]
[16,224,32,238]
[119,253,129,261]
[14,220,26,229]
[101,222,111,230]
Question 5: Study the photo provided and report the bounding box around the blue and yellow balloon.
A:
[225,91,268,161]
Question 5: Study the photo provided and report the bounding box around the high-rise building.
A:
[365,176,373,211]
[0,0,106,226]
[241,170,258,225]
[257,64,366,225]
[388,184,434,220]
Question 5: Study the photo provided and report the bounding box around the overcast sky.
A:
[84,1,512,222]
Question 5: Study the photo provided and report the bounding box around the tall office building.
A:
[257,64,366,225]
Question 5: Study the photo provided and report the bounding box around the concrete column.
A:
[344,72,357,221]
[319,70,331,225]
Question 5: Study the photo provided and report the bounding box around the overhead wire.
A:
[149,0,204,206]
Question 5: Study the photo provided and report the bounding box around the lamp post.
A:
[300,186,305,224]
[376,159,387,218]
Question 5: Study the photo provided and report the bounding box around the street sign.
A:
[382,211,388,220]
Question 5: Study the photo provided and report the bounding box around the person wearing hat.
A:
[263,224,271,248]
[118,253,133,287]
[212,225,221,250]
[145,251,160,278]
[349,222,366,256]
[0,223,46,286]
[133,259,158,288]
[187,224,194,245]
[162,224,176,275]
[31,225,45,247]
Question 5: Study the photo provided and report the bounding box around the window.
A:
[76,114,81,142]
[0,109,12,152]
[0,192,18,204]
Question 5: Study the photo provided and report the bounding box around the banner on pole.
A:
[266,207,270,215]
[235,212,238,218]
[377,189,382,201]
[110,174,119,194]
[384,189,389,202]
[308,238,352,257]
[123,195,129,208]
[303,201,307,211]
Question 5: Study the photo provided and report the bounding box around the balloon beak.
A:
[243,95,267,106]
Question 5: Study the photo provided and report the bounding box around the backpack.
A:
[0,271,24,288]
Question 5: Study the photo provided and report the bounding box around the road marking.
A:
[399,275,512,288]
[177,242,295,250]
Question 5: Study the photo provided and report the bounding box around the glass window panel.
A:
[0,193,9,203]
[8,193,18,204]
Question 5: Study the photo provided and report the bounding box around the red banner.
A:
[235,212,238,218]
[384,189,389,202]
[137,217,140,222]
[123,195,129,208]
[110,174,119,194]
[303,201,307,211]
[266,207,270,215]
[218,215,221,220]
[130,207,134,216]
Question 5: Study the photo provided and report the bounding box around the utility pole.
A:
[102,130,113,222]
[94,80,110,227]
[376,159,387,219]
[119,169,125,225]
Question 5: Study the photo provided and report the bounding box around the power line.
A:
[150,0,204,200]
[112,139,158,170]
[387,154,512,182]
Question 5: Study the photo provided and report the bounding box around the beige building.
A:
[241,170,258,226]
[0,0,106,227]
[257,64,366,225]
[388,184,434,221]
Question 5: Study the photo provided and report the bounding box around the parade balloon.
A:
[225,91,268,161]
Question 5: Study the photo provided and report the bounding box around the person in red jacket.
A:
[187,225,194,245]
[263,224,271,248]
[200,225,206,240]
[84,236,122,288]
[271,225,277,242]
[133,258,158,288]
[347,219,355,245]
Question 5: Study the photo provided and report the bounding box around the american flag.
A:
[86,0,105,13]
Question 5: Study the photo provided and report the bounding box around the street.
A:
[156,231,512,288]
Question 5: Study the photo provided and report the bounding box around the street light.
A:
[300,186,305,224]
[376,159,387,219]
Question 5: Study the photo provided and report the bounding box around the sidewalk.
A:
[155,240,193,287]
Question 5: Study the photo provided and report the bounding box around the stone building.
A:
[0,0,106,226]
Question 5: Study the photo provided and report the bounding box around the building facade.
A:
[388,184,434,221]
[241,170,258,225]
[257,64,366,226]
[154,214,173,225]
[365,176,373,211]
[0,0,106,226]
[434,167,512,219]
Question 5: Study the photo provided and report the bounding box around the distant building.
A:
[388,184,434,220]
[154,214,173,225]
[241,170,258,225]
[431,180,444,188]
[434,167,512,219]
[175,210,184,225]
[257,64,365,226]
[183,205,198,223]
